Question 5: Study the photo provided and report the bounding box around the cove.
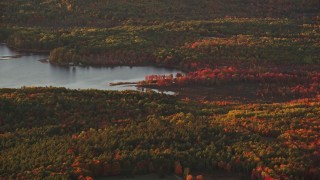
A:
[0,44,181,92]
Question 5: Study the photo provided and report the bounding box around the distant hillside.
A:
[0,0,319,67]
[1,0,319,27]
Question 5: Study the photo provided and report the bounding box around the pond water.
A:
[0,44,180,92]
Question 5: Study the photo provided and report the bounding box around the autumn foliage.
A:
[141,65,320,99]
[0,0,320,180]
[0,87,319,179]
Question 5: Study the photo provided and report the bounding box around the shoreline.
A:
[5,44,50,54]
[4,44,188,71]
[110,82,138,86]
[137,83,305,103]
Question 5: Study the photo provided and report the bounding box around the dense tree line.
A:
[1,0,320,27]
[1,0,319,68]
[1,18,319,67]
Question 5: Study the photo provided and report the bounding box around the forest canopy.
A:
[0,1,319,179]
[0,87,319,179]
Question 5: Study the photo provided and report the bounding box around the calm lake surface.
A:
[0,44,180,92]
